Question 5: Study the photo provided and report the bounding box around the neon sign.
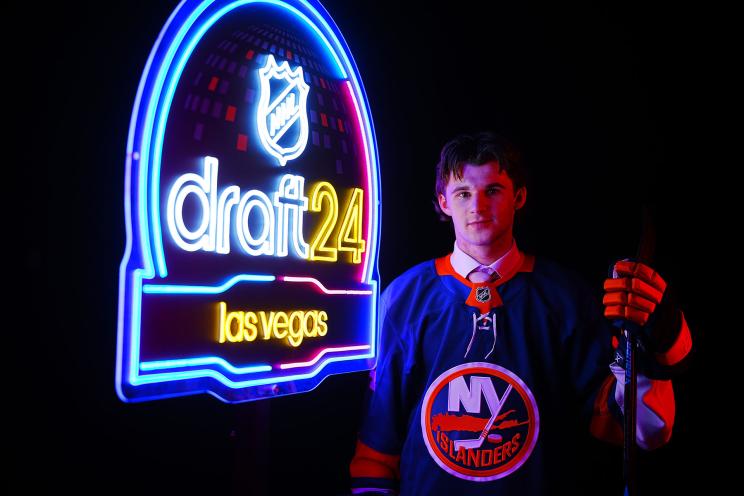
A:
[166,157,312,257]
[118,0,380,403]
[257,54,310,165]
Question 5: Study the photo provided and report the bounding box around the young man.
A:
[350,132,692,494]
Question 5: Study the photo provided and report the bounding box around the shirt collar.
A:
[450,239,522,280]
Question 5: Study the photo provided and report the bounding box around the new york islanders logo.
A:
[256,54,310,166]
[421,363,539,481]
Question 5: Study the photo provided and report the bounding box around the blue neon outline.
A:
[145,1,213,278]
[118,0,381,402]
[125,268,376,390]
[141,357,272,374]
[134,350,374,388]
[304,0,381,285]
[135,282,375,388]
[149,0,348,278]
[132,0,379,280]
[129,270,145,385]
[124,2,190,288]
[130,278,376,389]
[143,273,275,294]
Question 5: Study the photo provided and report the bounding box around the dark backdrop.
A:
[19,0,718,493]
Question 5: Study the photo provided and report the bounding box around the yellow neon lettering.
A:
[226,311,245,342]
[216,305,329,346]
[308,182,339,262]
[303,310,318,337]
[317,311,328,336]
[337,188,366,264]
[259,311,275,340]
[218,301,227,343]
[243,311,258,341]
[273,311,289,339]
[287,311,304,347]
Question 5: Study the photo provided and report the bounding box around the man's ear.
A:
[438,193,452,217]
[515,187,527,210]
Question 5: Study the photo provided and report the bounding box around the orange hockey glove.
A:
[604,259,691,378]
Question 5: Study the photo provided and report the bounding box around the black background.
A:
[19,0,720,493]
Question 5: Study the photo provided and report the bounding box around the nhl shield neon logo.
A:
[257,54,310,166]
[421,363,540,481]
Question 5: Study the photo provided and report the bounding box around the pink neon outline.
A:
[342,81,373,284]
[281,276,373,294]
[279,345,371,370]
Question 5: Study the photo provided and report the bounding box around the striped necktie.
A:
[467,265,500,283]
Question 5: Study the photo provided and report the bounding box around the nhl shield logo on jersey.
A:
[420,363,539,481]
[475,286,491,303]
[257,54,310,166]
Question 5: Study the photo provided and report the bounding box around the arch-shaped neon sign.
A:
[117,0,380,403]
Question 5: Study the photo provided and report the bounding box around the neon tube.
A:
[281,276,372,295]
[280,345,370,370]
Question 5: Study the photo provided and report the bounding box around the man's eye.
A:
[487,187,501,195]
[456,191,470,199]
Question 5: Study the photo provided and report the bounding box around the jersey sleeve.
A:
[589,306,692,450]
[349,285,418,494]
[567,290,618,430]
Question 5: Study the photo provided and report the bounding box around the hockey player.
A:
[349,132,692,494]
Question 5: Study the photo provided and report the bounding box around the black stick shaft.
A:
[624,330,638,496]
[623,205,656,496]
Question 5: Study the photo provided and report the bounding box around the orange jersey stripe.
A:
[350,440,400,480]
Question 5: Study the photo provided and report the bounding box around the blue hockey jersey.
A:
[352,252,633,494]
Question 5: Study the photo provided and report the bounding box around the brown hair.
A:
[434,131,527,219]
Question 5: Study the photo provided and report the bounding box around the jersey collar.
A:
[450,239,523,281]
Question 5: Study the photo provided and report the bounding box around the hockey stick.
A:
[621,205,657,496]
[454,384,512,452]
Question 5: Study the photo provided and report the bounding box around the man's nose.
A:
[470,191,489,212]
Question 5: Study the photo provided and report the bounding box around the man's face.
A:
[438,161,526,254]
